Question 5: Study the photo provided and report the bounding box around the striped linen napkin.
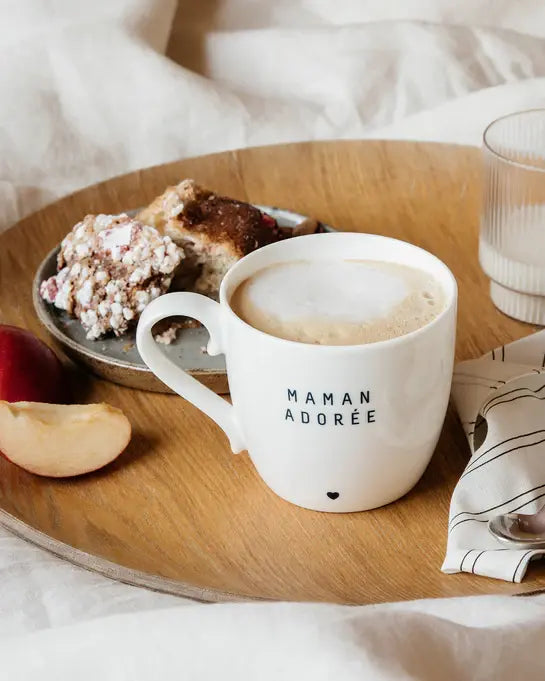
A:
[443,330,545,582]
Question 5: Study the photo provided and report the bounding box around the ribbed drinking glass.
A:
[480,109,545,323]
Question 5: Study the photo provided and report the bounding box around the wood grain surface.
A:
[1,140,544,604]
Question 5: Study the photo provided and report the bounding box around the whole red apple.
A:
[0,325,68,403]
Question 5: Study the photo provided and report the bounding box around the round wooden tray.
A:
[1,141,544,604]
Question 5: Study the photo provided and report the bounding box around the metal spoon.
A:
[489,505,545,548]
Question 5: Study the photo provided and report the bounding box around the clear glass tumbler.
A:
[480,109,545,323]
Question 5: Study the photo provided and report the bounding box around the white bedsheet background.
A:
[3,0,545,232]
[3,1,545,677]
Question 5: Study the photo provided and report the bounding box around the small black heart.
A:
[327,492,339,500]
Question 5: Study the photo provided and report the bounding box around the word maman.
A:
[286,389,370,406]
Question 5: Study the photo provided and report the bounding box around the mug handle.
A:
[136,292,246,453]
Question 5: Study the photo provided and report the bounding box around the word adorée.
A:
[284,388,376,426]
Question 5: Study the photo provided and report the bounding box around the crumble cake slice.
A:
[137,179,281,298]
[40,214,183,340]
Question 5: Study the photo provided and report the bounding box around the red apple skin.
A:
[0,325,68,404]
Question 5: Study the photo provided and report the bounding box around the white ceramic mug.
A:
[136,233,457,512]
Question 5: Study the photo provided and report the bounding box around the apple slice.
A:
[0,401,131,477]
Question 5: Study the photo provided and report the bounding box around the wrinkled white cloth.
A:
[4,595,545,680]
[3,0,545,676]
[3,0,545,232]
[446,332,545,582]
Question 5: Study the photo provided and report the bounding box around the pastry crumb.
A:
[154,326,178,345]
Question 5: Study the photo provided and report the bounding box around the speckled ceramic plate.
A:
[33,206,334,394]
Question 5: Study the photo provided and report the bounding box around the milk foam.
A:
[230,259,445,345]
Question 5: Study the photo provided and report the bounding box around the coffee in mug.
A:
[229,259,445,345]
[136,233,457,512]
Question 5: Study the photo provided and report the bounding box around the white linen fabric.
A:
[446,331,545,582]
[4,595,545,680]
[2,0,545,232]
[3,0,545,676]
